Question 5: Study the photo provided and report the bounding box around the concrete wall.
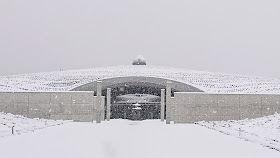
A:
[173,93,280,123]
[2,91,279,123]
[0,92,104,122]
[93,96,105,121]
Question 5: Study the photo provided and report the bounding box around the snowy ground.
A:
[197,113,280,152]
[1,118,280,158]
[0,112,69,137]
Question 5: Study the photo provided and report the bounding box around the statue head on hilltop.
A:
[132,55,147,65]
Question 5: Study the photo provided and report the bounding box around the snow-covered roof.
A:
[1,65,280,94]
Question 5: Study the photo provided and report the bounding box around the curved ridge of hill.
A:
[0,65,280,94]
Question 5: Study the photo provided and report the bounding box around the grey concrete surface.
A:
[160,89,165,122]
[95,81,103,123]
[170,97,175,122]
[166,82,172,124]
[1,90,279,123]
[173,93,280,123]
[106,88,111,121]
[0,92,99,122]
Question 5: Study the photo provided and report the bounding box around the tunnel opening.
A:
[111,94,160,120]
[100,83,172,120]
[71,76,204,121]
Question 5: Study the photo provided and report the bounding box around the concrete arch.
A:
[71,76,203,93]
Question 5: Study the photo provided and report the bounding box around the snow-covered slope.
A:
[1,65,280,93]
[0,112,69,137]
[198,114,280,152]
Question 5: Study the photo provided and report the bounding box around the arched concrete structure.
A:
[71,76,203,121]
[1,66,280,123]
[71,76,203,93]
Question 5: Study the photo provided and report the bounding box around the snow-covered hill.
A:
[1,65,280,93]
[0,112,69,137]
[198,113,280,152]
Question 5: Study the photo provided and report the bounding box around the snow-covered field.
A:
[198,113,280,152]
[0,112,69,137]
[1,65,280,94]
[0,113,280,158]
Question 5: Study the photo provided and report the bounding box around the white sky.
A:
[0,0,280,78]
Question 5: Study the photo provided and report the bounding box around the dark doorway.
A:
[111,94,161,120]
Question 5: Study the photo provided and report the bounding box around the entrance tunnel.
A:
[71,77,203,120]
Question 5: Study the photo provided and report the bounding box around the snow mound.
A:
[0,112,70,137]
[197,114,280,152]
[1,65,280,93]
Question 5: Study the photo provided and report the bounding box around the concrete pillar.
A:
[101,96,105,121]
[96,81,102,123]
[97,81,102,97]
[171,97,175,123]
[166,81,172,124]
[161,89,165,122]
[106,88,111,121]
[92,95,96,123]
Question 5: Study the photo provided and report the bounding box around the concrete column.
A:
[166,81,172,124]
[171,97,175,123]
[161,89,165,122]
[97,81,102,97]
[101,96,105,121]
[96,81,102,123]
[106,88,111,121]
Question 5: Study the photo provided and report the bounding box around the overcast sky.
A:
[0,0,280,79]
